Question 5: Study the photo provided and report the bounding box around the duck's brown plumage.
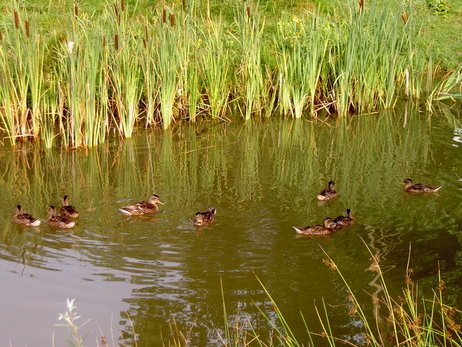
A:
[333,208,355,228]
[119,194,164,216]
[292,218,337,236]
[402,179,441,193]
[60,195,80,218]
[193,208,216,227]
[13,205,41,227]
[317,181,338,201]
[48,206,75,229]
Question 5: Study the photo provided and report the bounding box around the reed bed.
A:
[0,0,460,147]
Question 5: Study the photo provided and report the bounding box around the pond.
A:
[0,105,461,346]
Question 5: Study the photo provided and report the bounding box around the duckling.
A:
[13,205,41,227]
[402,179,441,193]
[333,208,356,228]
[48,206,75,229]
[193,208,216,227]
[292,218,337,236]
[119,194,164,216]
[60,195,80,218]
[317,181,338,201]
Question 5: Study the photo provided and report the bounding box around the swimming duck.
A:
[48,206,75,229]
[292,218,337,236]
[333,208,356,228]
[119,194,164,216]
[317,181,338,201]
[193,208,216,227]
[402,179,441,193]
[13,205,41,227]
[60,195,80,218]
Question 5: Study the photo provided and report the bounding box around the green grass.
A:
[0,0,460,147]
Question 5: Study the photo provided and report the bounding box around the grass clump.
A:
[210,245,461,346]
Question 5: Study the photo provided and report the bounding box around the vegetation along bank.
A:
[0,0,461,148]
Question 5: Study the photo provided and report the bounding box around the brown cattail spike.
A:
[246,6,251,18]
[102,35,106,47]
[182,0,186,11]
[358,0,364,12]
[14,11,20,30]
[121,0,125,12]
[0,31,3,41]
[74,4,79,17]
[170,13,175,27]
[401,13,409,24]
[25,20,30,37]
[162,8,167,23]
[114,33,119,50]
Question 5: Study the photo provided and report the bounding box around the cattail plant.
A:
[235,1,265,120]
[156,8,180,129]
[200,17,231,119]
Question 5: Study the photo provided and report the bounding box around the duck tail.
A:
[119,208,131,215]
[292,226,302,234]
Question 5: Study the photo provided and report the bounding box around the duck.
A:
[13,205,41,227]
[292,218,337,236]
[193,208,217,227]
[333,208,356,228]
[402,179,441,193]
[60,195,80,218]
[317,181,338,201]
[48,206,75,229]
[119,194,164,216]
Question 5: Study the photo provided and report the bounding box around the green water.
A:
[0,107,461,346]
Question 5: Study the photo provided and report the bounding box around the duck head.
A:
[148,195,164,205]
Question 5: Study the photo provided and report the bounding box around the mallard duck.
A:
[48,206,75,229]
[317,181,338,201]
[402,179,441,193]
[60,195,80,218]
[333,208,356,228]
[119,194,164,216]
[193,208,216,227]
[13,205,41,227]
[292,218,337,236]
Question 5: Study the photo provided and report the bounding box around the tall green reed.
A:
[234,2,265,120]
[200,17,231,120]
[156,9,181,129]
[327,1,423,116]
[0,11,45,144]
[275,12,327,118]
[141,21,159,127]
[109,2,141,138]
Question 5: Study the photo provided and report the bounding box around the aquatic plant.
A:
[156,9,181,129]
[200,16,231,120]
[234,2,265,120]
[0,0,456,147]
[56,298,89,347]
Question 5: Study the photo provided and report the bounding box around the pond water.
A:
[0,106,461,346]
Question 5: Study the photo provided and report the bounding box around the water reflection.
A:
[0,107,461,345]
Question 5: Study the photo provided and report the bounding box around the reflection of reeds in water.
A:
[270,119,320,208]
[0,109,436,221]
[235,123,261,202]
[267,107,433,215]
